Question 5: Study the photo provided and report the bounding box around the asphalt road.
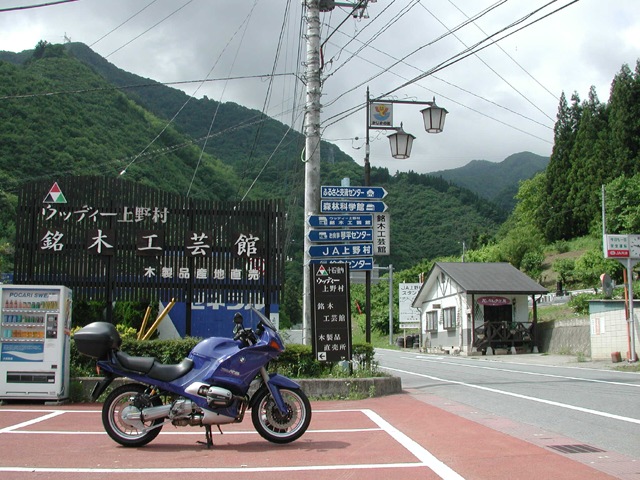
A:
[375,349,640,460]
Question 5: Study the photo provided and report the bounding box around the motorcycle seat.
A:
[115,351,195,382]
[148,358,195,382]
[115,351,156,373]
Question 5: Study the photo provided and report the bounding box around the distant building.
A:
[412,262,548,354]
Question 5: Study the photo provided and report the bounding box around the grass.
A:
[534,303,580,323]
[351,323,403,349]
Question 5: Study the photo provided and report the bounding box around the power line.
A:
[447,0,558,100]
[322,1,580,134]
[89,0,159,48]
[0,73,299,101]
[0,0,78,12]
[323,0,509,109]
[418,1,555,122]
[105,0,195,59]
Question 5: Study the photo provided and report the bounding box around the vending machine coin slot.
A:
[46,314,58,339]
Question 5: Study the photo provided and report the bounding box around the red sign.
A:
[607,249,629,258]
[477,296,511,306]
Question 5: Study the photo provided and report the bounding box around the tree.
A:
[604,173,640,233]
[541,92,582,241]
[573,248,621,289]
[566,86,610,236]
[552,258,575,285]
[608,61,640,175]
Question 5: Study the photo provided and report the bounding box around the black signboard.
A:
[15,177,285,313]
[311,263,351,362]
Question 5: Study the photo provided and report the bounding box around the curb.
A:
[72,375,403,402]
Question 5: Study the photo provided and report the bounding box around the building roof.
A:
[413,262,548,306]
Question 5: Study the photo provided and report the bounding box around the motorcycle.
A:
[74,307,311,448]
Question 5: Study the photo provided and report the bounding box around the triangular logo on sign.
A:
[316,265,328,276]
[43,182,67,204]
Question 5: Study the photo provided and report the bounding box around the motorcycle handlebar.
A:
[234,327,258,346]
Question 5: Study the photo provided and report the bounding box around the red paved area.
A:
[0,393,629,480]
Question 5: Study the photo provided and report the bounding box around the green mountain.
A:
[430,152,549,211]
[0,41,512,284]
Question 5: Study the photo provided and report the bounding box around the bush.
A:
[71,337,378,379]
[568,293,597,315]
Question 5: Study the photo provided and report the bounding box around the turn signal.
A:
[268,339,283,352]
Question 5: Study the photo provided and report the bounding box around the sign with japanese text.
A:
[373,212,390,256]
[477,296,511,306]
[321,186,388,199]
[604,234,630,258]
[307,228,372,243]
[320,200,387,213]
[310,257,373,271]
[307,214,373,228]
[308,243,373,258]
[16,177,285,313]
[311,263,352,362]
[369,102,393,127]
[399,283,421,329]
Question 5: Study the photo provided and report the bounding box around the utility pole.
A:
[302,1,371,344]
[302,0,322,344]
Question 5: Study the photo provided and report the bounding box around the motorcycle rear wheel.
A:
[251,387,311,444]
[102,383,163,447]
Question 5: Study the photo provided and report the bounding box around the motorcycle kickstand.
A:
[198,425,223,449]
[197,425,214,448]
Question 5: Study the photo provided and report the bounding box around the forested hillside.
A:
[0,41,561,325]
[432,151,549,211]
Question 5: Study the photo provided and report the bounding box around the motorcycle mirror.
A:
[233,312,244,325]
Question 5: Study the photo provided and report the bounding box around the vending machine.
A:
[0,285,72,401]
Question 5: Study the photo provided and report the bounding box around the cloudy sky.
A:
[0,0,638,174]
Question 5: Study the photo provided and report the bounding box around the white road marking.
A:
[382,365,640,426]
[0,411,65,433]
[0,407,465,478]
[402,355,640,388]
[363,408,465,480]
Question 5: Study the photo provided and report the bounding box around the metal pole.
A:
[364,87,371,343]
[388,264,393,345]
[302,0,322,345]
[628,258,637,361]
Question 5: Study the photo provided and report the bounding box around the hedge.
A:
[71,337,376,379]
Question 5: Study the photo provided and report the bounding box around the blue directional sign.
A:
[308,228,372,242]
[309,243,373,258]
[321,186,388,199]
[320,200,387,213]
[307,214,373,228]
[310,257,373,271]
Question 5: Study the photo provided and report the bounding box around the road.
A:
[375,349,640,459]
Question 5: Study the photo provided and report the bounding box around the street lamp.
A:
[421,97,448,134]
[363,87,448,342]
[387,124,415,159]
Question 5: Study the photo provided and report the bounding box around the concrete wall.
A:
[536,317,590,357]
[589,300,639,360]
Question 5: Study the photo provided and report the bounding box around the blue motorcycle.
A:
[74,308,311,448]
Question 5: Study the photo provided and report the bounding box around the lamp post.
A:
[363,87,448,342]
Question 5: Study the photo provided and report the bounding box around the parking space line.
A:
[362,409,465,480]
[0,411,65,433]
[0,407,466,479]
[1,464,427,474]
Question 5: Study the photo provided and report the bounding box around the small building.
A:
[588,300,640,361]
[412,262,548,354]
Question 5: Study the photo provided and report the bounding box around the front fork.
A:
[259,366,288,415]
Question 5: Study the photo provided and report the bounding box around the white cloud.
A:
[0,0,638,173]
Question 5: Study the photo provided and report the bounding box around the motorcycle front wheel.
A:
[102,383,164,447]
[251,387,311,444]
